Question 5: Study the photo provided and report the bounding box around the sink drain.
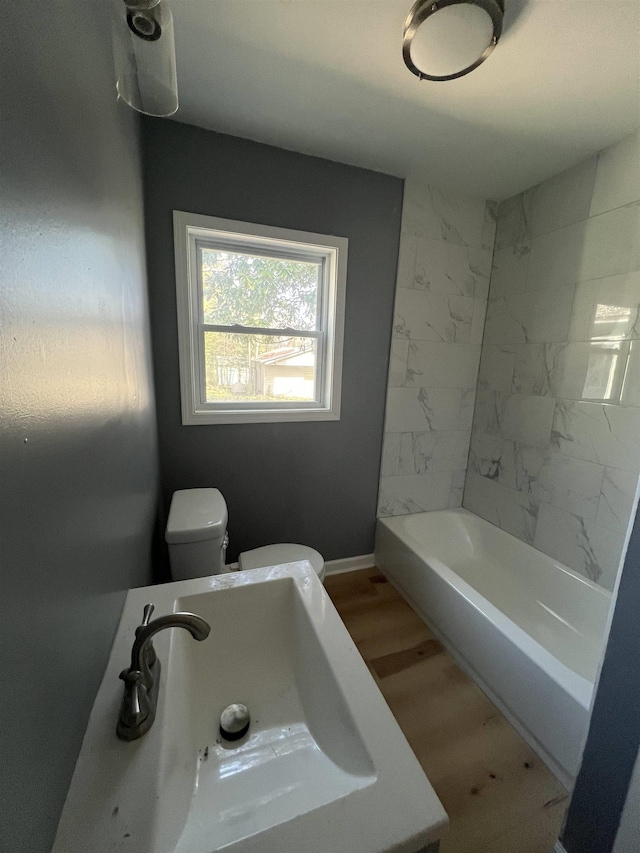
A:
[219,703,250,741]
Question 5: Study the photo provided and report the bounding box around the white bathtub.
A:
[374,508,612,787]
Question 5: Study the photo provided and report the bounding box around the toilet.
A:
[165,488,325,583]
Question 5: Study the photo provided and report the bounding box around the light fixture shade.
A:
[111,0,178,117]
[403,0,504,81]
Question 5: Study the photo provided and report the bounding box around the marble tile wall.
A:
[464,131,640,591]
[378,182,496,518]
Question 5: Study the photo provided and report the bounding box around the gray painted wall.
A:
[141,118,403,563]
[613,746,640,852]
[0,2,159,851]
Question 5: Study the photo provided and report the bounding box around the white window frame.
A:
[173,210,347,425]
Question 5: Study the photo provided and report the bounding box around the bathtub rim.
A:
[387,507,612,602]
[374,545,575,789]
[376,512,599,712]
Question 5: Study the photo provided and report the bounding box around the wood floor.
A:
[325,568,569,853]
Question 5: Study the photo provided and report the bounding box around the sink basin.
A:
[53,563,447,853]
[166,576,376,851]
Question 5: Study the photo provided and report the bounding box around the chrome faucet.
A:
[116,603,211,741]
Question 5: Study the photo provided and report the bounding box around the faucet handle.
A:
[117,669,151,738]
[140,603,154,628]
[136,603,156,669]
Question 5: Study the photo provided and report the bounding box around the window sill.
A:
[181,407,341,426]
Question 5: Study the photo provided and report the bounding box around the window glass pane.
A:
[201,248,320,331]
[204,332,318,403]
[582,342,626,401]
[590,302,634,341]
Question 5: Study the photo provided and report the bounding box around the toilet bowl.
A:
[165,488,325,583]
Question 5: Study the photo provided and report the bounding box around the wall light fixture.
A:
[111,0,178,116]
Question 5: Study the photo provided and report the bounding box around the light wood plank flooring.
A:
[325,567,569,853]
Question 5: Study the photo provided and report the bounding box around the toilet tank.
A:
[165,489,228,580]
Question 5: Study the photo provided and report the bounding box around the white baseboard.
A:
[554,842,567,853]
[324,554,375,576]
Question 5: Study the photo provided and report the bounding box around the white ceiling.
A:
[171,0,640,200]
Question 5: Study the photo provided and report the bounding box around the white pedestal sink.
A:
[53,563,447,853]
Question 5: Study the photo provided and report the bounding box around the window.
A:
[580,301,638,404]
[173,211,347,424]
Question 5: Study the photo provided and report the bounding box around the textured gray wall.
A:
[0,2,159,851]
[141,118,403,563]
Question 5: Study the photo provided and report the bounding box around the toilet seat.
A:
[238,543,325,582]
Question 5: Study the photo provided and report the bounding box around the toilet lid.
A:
[238,543,325,577]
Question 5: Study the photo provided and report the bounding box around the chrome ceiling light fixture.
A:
[403,0,504,81]
[110,0,178,116]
